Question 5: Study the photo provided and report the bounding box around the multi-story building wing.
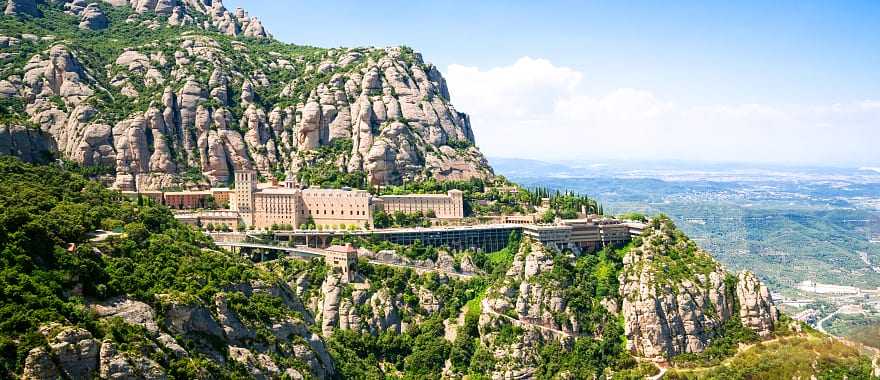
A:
[301,188,372,228]
[231,170,373,229]
[376,190,464,219]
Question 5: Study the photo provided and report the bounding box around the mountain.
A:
[1,157,875,379]
[0,2,877,380]
[0,0,492,189]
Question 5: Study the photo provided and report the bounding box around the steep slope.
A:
[620,216,779,359]
[0,0,492,189]
[0,157,334,379]
[0,156,876,379]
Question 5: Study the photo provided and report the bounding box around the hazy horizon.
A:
[487,155,880,172]
[226,1,880,167]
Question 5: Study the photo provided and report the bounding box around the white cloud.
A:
[446,58,880,166]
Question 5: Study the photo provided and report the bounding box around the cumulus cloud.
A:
[445,57,880,166]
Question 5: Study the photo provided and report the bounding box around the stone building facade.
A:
[232,170,373,230]
[375,190,464,219]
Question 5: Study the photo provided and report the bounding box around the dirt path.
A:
[480,299,574,337]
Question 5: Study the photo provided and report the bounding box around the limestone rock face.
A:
[91,297,160,333]
[620,256,732,358]
[21,347,59,380]
[1,1,492,187]
[99,341,167,380]
[308,271,453,338]
[23,45,93,109]
[298,100,322,150]
[619,217,780,359]
[0,125,54,162]
[736,271,779,337]
[485,240,575,334]
[44,325,101,379]
[17,281,335,379]
[473,239,582,378]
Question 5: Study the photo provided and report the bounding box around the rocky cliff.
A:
[620,216,779,359]
[0,0,492,188]
[4,156,873,379]
[20,284,336,380]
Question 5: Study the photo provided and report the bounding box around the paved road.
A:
[817,310,837,334]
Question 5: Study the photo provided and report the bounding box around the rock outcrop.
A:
[620,253,733,358]
[78,3,108,30]
[19,287,334,380]
[484,239,578,337]
[736,271,779,337]
[620,217,779,359]
[474,238,581,378]
[312,272,410,337]
[0,125,54,162]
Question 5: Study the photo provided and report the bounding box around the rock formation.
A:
[476,239,578,378]
[20,284,335,379]
[0,1,492,188]
[78,3,108,30]
[736,271,779,337]
[620,217,779,359]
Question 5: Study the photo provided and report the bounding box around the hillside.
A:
[1,157,875,379]
[0,0,492,189]
[1,2,878,380]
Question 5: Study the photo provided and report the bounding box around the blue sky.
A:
[225,0,880,166]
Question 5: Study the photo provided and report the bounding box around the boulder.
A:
[79,3,109,30]
[44,326,100,379]
[91,297,160,333]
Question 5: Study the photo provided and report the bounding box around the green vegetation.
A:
[618,212,648,222]
[296,139,367,189]
[533,321,634,379]
[378,177,487,196]
[373,210,432,229]
[635,215,722,287]
[0,157,262,377]
[327,319,452,380]
[528,187,603,217]
[471,231,522,278]
[666,334,875,379]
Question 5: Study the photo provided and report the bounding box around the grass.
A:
[836,321,880,350]
[665,334,874,379]
[485,249,514,268]
[465,291,484,319]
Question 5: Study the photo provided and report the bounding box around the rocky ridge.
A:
[620,216,780,359]
[0,0,492,188]
[477,240,578,379]
[293,267,451,338]
[20,282,336,380]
